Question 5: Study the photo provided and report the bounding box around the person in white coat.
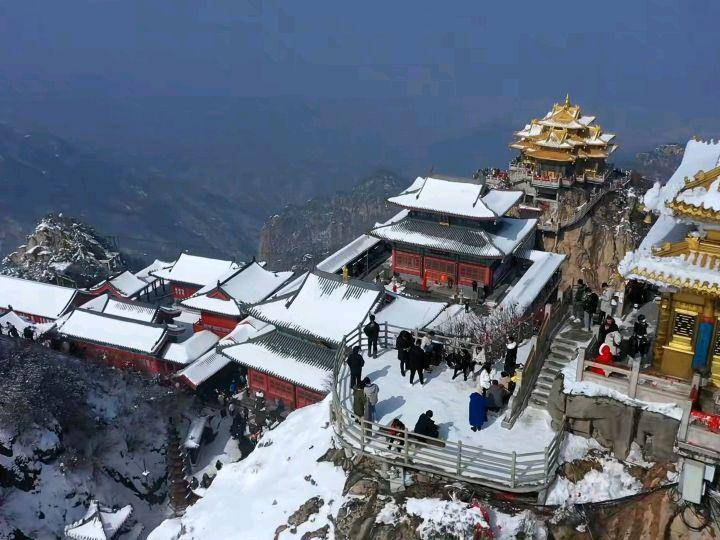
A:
[476,362,492,392]
[604,330,622,359]
[600,282,615,320]
[472,345,486,380]
[362,377,379,422]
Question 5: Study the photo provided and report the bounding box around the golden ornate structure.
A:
[510,95,617,181]
[624,159,720,385]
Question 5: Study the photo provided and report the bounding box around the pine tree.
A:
[166,418,194,516]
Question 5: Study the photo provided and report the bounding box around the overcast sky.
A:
[1,0,718,164]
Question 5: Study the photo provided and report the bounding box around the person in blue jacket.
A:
[469,391,488,432]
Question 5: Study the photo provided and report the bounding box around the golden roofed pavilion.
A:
[510,95,618,181]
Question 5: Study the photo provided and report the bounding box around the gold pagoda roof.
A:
[626,233,720,297]
[510,95,617,164]
[666,166,720,223]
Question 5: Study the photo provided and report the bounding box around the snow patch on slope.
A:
[149,397,345,540]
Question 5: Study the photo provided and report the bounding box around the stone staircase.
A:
[529,322,593,409]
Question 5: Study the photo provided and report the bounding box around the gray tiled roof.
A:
[250,329,337,372]
[370,217,536,259]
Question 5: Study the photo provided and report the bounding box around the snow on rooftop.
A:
[150,253,239,287]
[56,309,168,355]
[148,397,346,540]
[388,176,522,220]
[221,327,334,393]
[500,250,565,313]
[249,271,383,344]
[180,294,241,317]
[674,177,720,211]
[0,275,77,320]
[80,294,158,323]
[219,262,293,304]
[65,500,133,540]
[106,270,148,297]
[162,330,219,365]
[643,138,720,213]
[372,293,449,330]
[0,311,33,332]
[267,271,307,300]
[316,210,408,274]
[178,320,266,387]
[135,259,174,283]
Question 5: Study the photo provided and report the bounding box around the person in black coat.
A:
[598,316,619,346]
[363,314,380,358]
[583,289,599,331]
[503,335,518,375]
[452,347,474,381]
[413,410,439,439]
[346,346,365,388]
[395,330,412,376]
[629,314,650,360]
[408,339,425,385]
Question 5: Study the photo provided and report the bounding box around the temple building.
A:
[620,138,720,387]
[0,275,83,323]
[180,260,294,336]
[88,270,151,300]
[510,94,617,188]
[369,174,536,297]
[150,253,239,301]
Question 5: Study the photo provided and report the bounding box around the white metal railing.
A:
[330,324,565,491]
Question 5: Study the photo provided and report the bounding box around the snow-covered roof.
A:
[315,211,407,274]
[80,294,159,323]
[643,139,720,214]
[266,272,308,300]
[150,253,239,287]
[220,327,334,393]
[181,261,294,315]
[673,176,720,212]
[0,275,77,320]
[177,320,267,387]
[372,293,449,330]
[370,217,537,259]
[388,176,522,220]
[135,259,174,284]
[65,500,133,540]
[499,250,566,313]
[162,330,219,365]
[56,309,169,355]
[0,311,33,332]
[247,271,383,345]
[90,271,148,298]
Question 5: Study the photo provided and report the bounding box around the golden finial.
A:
[564,93,571,106]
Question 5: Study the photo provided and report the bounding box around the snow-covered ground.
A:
[355,344,556,452]
[149,398,346,540]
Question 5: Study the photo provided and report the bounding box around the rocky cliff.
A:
[258,170,407,270]
[0,213,127,288]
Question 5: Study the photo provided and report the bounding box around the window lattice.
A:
[673,313,696,338]
[713,325,720,356]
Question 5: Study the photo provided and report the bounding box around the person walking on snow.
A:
[353,382,367,419]
[503,335,518,375]
[362,377,379,422]
[395,330,412,376]
[583,287,599,331]
[469,391,488,432]
[363,314,380,358]
[408,339,426,385]
[476,362,492,392]
[346,346,365,388]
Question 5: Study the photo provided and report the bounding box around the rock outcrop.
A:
[0,213,125,287]
[258,170,406,270]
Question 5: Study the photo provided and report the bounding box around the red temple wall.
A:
[200,312,240,336]
[171,284,200,301]
[247,368,325,410]
[70,341,174,375]
[391,249,492,287]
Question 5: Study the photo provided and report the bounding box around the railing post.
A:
[360,418,366,455]
[403,428,410,466]
[628,358,640,398]
[543,445,550,483]
[510,451,517,488]
[357,324,363,350]
[576,346,587,381]
[456,440,463,475]
[384,322,389,349]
